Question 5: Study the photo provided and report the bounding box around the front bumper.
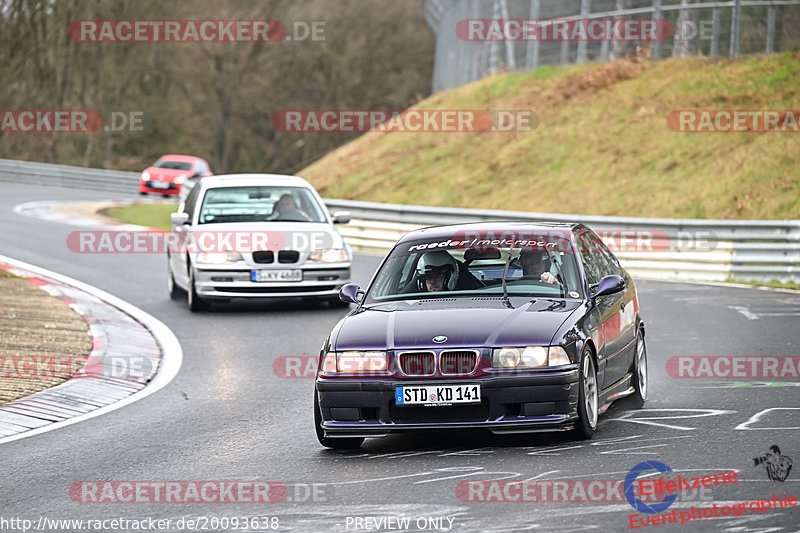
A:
[316,368,580,438]
[140,180,180,194]
[194,264,351,299]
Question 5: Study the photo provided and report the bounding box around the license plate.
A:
[251,269,302,282]
[395,384,481,406]
[150,181,169,189]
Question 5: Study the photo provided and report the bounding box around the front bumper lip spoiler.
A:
[321,415,578,438]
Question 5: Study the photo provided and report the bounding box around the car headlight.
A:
[492,346,572,368]
[547,346,571,366]
[197,251,243,264]
[521,346,547,367]
[175,176,186,184]
[323,351,388,374]
[495,347,521,368]
[141,171,150,181]
[309,248,348,263]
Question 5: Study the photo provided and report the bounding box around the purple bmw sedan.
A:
[314,222,647,449]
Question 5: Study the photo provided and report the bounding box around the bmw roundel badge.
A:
[433,335,447,343]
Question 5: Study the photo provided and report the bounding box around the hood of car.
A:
[333,299,582,351]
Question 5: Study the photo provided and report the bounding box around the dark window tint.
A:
[577,232,602,285]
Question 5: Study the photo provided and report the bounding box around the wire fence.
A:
[425,0,800,92]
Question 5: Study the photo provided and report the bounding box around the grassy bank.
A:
[300,54,800,220]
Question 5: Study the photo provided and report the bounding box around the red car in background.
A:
[139,155,212,196]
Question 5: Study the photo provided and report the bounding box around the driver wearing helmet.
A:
[416,251,458,292]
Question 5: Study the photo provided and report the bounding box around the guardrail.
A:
[1,158,798,283]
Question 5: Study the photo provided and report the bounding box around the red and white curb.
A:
[0,254,181,444]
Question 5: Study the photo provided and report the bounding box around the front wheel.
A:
[187,267,210,312]
[573,350,598,440]
[167,257,183,300]
[630,329,647,408]
[314,393,364,450]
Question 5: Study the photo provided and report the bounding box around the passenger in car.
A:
[519,251,561,285]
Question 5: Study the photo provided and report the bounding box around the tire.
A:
[139,191,147,196]
[314,393,364,450]
[573,349,599,440]
[187,267,210,312]
[630,329,647,408]
[167,257,183,300]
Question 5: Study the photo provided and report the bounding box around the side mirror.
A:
[591,275,625,298]
[339,283,363,304]
[331,211,351,224]
[170,212,190,226]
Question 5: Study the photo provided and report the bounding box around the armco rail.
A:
[1,158,798,283]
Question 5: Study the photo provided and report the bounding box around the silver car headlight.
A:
[309,248,348,263]
[492,346,572,368]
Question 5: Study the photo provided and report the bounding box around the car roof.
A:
[397,222,582,244]
[199,173,314,190]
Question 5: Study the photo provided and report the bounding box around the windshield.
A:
[364,234,584,303]
[198,186,327,224]
[154,158,192,171]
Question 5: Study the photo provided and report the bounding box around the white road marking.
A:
[526,445,585,456]
[730,306,760,320]
[608,408,736,431]
[735,408,800,430]
[598,443,670,455]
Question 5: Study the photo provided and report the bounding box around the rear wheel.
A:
[187,267,210,312]
[139,191,147,196]
[630,330,647,408]
[573,350,598,440]
[314,393,364,450]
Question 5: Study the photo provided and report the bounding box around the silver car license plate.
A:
[251,270,302,282]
